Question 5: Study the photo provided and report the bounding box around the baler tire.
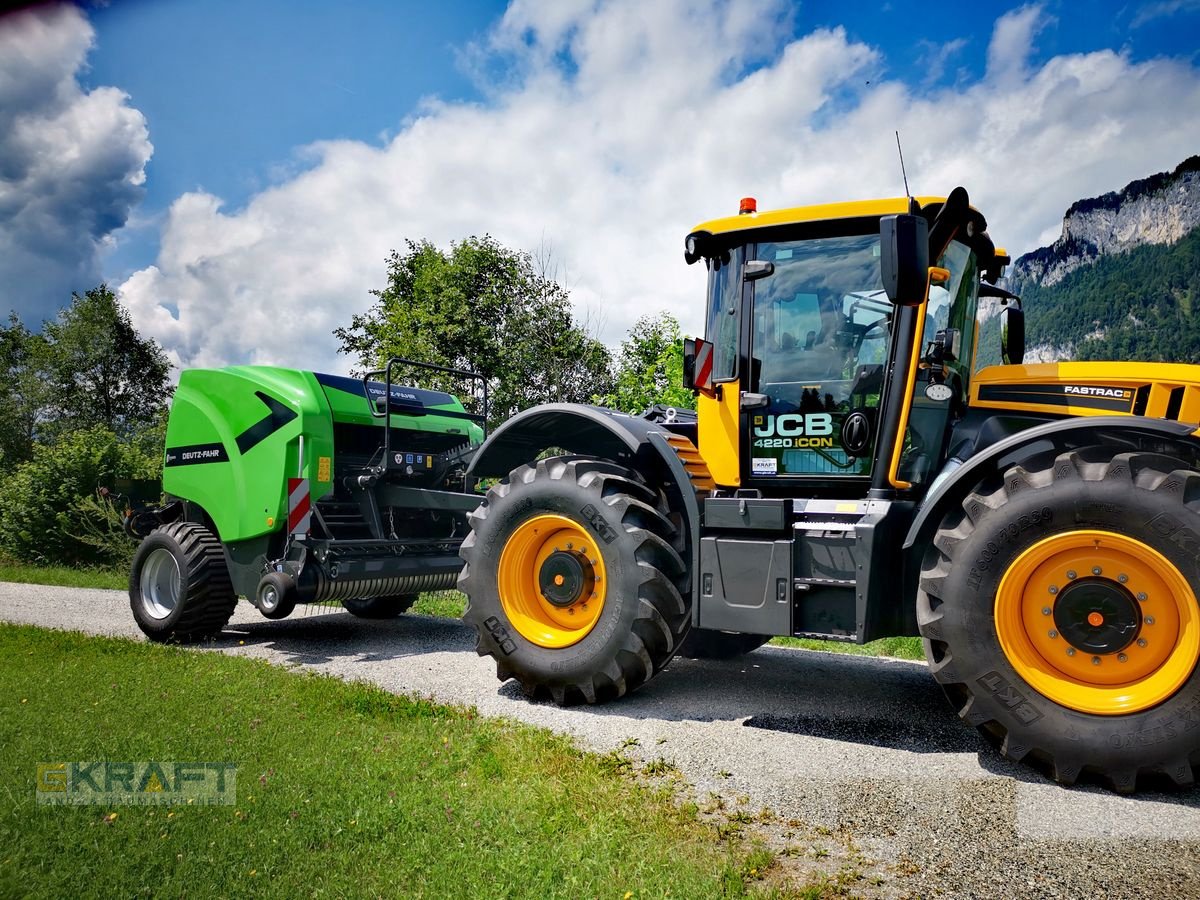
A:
[459,456,689,705]
[343,594,418,619]
[256,572,297,620]
[129,522,237,643]
[678,629,770,660]
[918,448,1200,793]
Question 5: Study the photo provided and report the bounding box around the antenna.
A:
[895,131,911,200]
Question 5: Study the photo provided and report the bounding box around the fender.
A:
[903,415,1200,553]
[467,402,705,600]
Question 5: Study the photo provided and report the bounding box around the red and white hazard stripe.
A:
[693,338,714,392]
[287,478,311,536]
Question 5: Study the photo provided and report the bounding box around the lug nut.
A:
[1066,648,1077,657]
[1049,585,1059,595]
[1092,567,1103,576]
[1118,653,1128,663]
[1137,592,1148,602]
[1138,638,1148,648]
[1066,570,1077,580]
[1048,630,1058,639]
[1092,656,1102,666]
[1145,616,1156,626]
[1118,574,1129,584]
[1042,607,1052,616]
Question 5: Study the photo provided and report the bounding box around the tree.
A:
[0,425,161,567]
[0,314,51,469]
[40,285,172,438]
[596,313,694,414]
[335,236,612,428]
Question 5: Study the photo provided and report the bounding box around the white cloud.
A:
[0,3,151,323]
[1131,0,1200,28]
[117,0,1200,376]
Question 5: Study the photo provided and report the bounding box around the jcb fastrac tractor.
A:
[128,360,485,640]
[460,187,1200,792]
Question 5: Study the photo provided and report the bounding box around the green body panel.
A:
[163,367,333,542]
[162,366,482,543]
[317,375,485,444]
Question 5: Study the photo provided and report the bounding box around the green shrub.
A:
[0,425,160,567]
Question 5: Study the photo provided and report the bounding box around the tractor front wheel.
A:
[918,449,1200,792]
[129,522,238,643]
[459,457,689,704]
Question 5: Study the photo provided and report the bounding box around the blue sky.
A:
[2,0,1199,373]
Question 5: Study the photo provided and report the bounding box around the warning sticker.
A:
[317,456,332,483]
[751,457,778,476]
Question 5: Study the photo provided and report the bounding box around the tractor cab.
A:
[685,192,1002,494]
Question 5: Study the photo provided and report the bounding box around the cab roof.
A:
[689,195,947,237]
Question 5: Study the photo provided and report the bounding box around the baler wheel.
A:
[129,522,238,643]
[256,572,298,620]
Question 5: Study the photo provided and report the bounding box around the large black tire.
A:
[129,522,238,643]
[343,594,417,619]
[918,448,1200,792]
[459,456,689,705]
[678,629,770,660]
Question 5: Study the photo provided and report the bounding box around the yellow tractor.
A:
[459,187,1200,792]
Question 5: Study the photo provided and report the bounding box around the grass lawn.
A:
[0,557,125,591]
[0,624,786,899]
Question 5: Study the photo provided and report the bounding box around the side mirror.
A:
[880,214,929,307]
[683,337,717,398]
[1000,303,1025,365]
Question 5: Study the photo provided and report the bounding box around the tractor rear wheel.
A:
[459,456,689,704]
[129,522,238,643]
[679,629,770,660]
[918,449,1200,792]
[343,594,417,619]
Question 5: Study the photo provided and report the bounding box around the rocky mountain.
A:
[976,156,1200,366]
[1007,156,1200,292]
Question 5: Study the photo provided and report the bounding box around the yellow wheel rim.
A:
[497,514,607,649]
[995,529,1200,715]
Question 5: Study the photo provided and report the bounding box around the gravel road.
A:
[4,581,1200,897]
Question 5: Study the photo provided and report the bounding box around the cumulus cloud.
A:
[0,3,152,324]
[118,0,1200,375]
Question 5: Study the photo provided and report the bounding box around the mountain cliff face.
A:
[1008,156,1200,292]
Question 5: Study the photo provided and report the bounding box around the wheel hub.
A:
[139,547,181,620]
[1053,577,1140,655]
[497,514,608,649]
[538,550,594,608]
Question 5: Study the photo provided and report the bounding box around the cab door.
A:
[744,233,895,486]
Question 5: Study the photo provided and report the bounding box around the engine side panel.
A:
[973,362,1200,428]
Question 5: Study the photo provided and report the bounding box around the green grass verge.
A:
[769,635,925,661]
[0,624,779,899]
[0,557,125,591]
